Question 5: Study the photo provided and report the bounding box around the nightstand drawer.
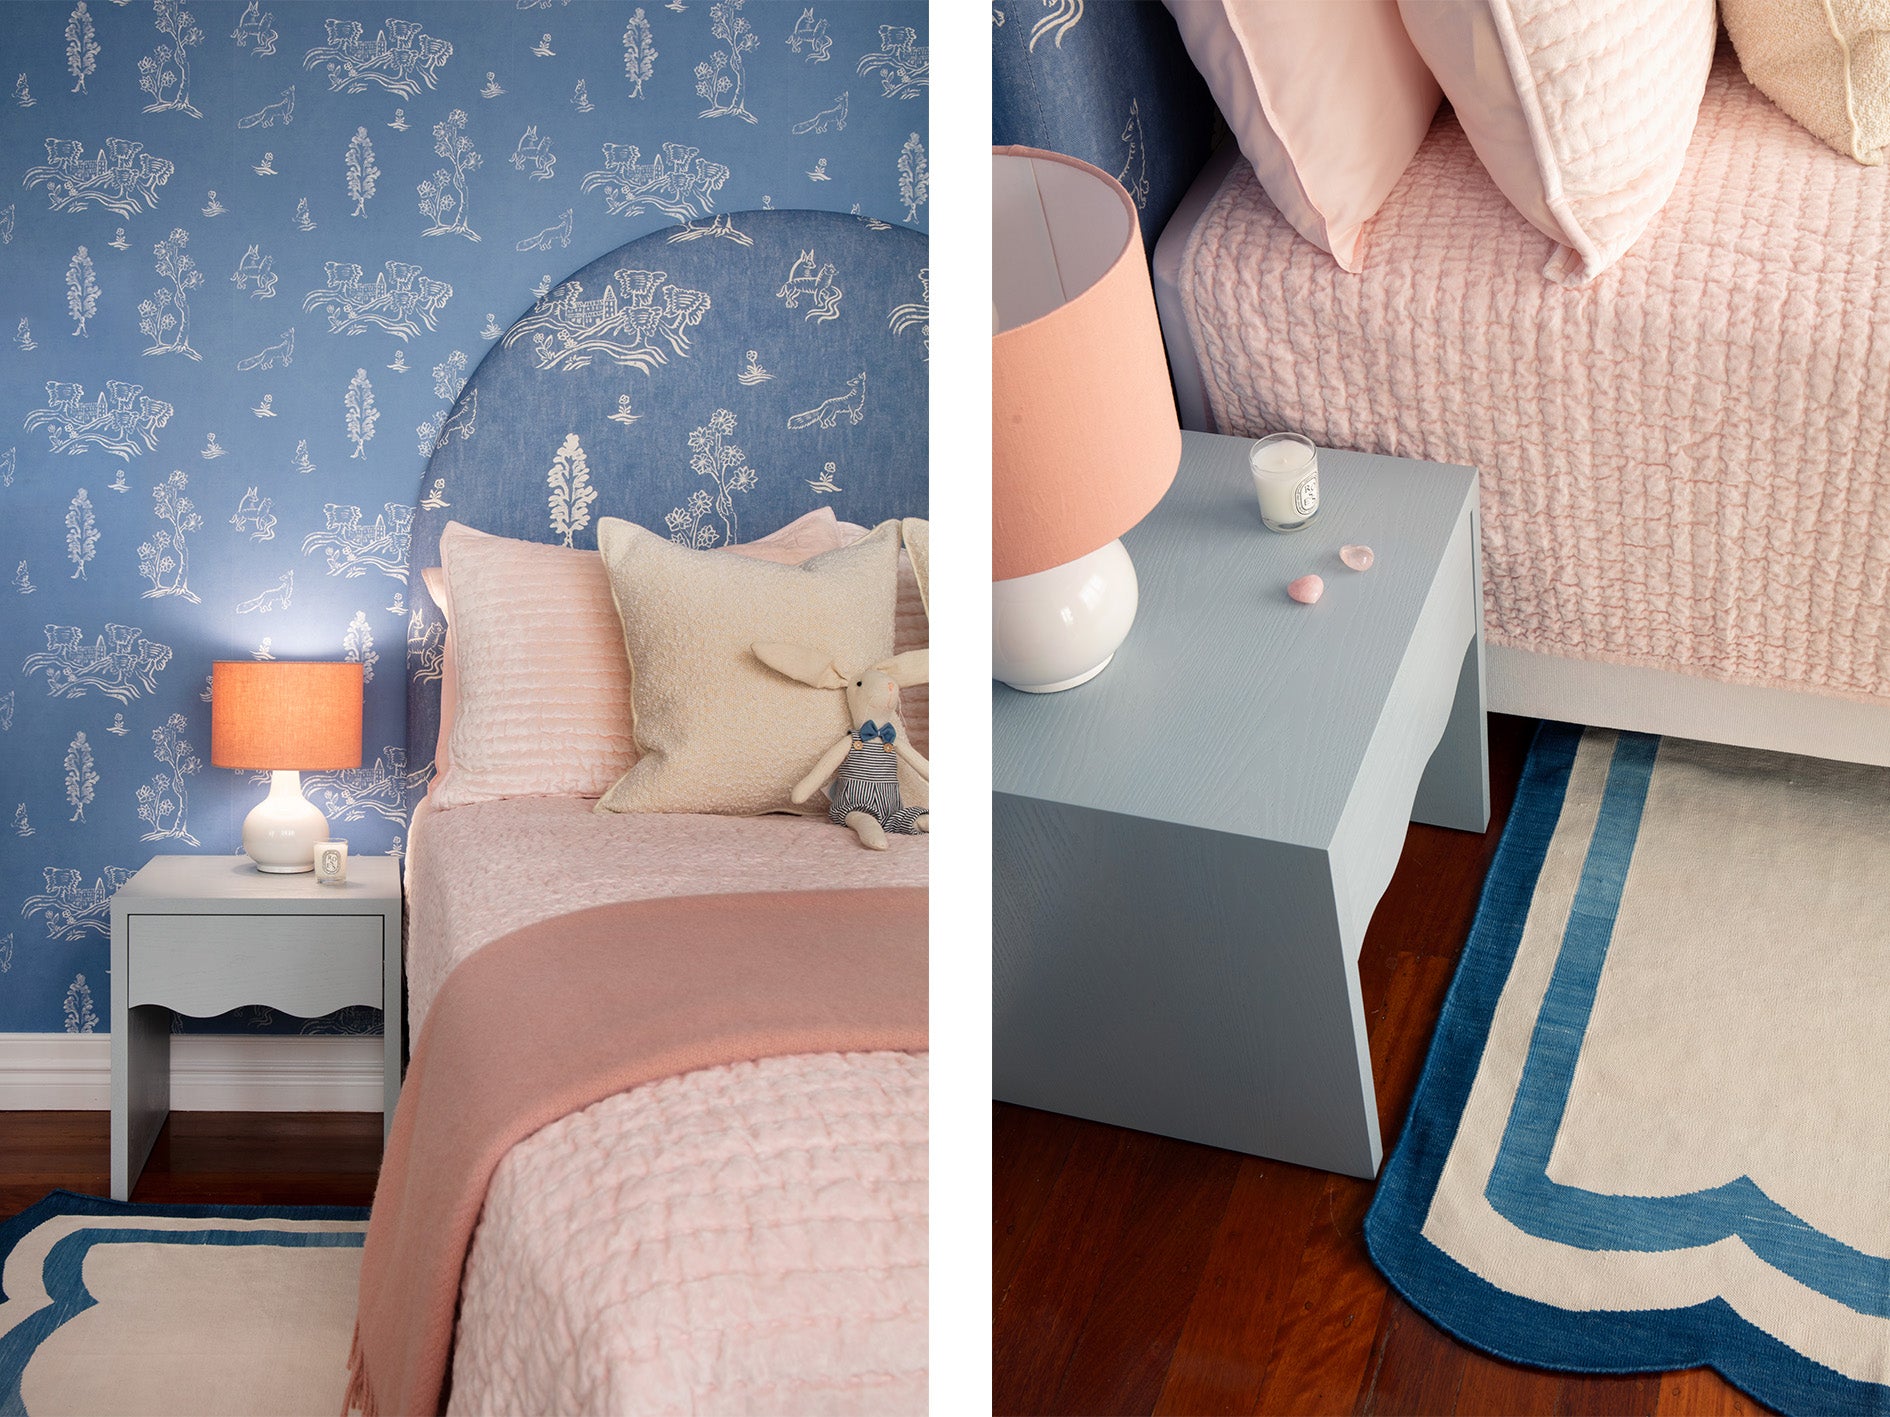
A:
[128,914,383,1017]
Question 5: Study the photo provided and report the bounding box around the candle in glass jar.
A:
[1250,433,1320,532]
[313,839,349,886]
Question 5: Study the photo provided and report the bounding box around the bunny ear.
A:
[875,649,928,688]
[753,641,847,689]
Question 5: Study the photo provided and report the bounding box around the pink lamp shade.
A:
[992,146,1182,582]
[211,661,363,770]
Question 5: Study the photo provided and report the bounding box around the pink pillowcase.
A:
[1165,0,1440,272]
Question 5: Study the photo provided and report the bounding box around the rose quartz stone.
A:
[1287,574,1324,604]
[1340,544,1375,571]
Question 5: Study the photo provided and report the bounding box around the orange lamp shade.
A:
[210,661,364,770]
[993,146,1182,582]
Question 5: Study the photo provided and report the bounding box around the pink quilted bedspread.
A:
[1181,49,1890,702]
[403,797,927,1414]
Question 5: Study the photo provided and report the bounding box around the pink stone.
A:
[1287,574,1324,604]
[1340,544,1375,571]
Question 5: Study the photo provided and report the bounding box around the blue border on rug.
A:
[1364,722,1890,1417]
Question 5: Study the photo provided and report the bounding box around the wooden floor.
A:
[0,1110,383,1219]
[993,714,1763,1417]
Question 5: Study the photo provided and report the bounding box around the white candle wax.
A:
[1250,436,1319,531]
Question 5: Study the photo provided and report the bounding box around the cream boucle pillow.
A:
[1723,0,1889,165]
[596,517,900,817]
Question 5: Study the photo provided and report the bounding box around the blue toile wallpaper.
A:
[0,0,928,1036]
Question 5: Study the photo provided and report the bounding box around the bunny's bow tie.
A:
[855,721,897,745]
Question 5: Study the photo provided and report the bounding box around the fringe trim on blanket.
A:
[344,1325,378,1417]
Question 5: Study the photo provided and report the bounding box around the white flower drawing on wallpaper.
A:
[1028,0,1083,52]
[417,109,482,242]
[623,9,656,96]
[532,33,554,58]
[15,75,35,109]
[546,433,596,546]
[138,0,204,118]
[787,371,866,429]
[67,2,99,93]
[25,136,174,215]
[343,369,378,457]
[609,392,641,424]
[303,502,413,581]
[11,562,34,594]
[22,623,172,701]
[807,460,840,493]
[581,141,731,220]
[138,227,203,360]
[897,133,927,223]
[64,975,98,1033]
[419,476,448,509]
[504,268,710,372]
[667,213,750,246]
[289,439,314,474]
[137,713,201,844]
[480,70,505,99]
[387,350,408,372]
[236,569,293,613]
[571,79,592,113]
[200,432,225,458]
[138,469,202,602]
[232,1,278,58]
[108,226,127,248]
[252,151,275,175]
[64,732,96,821]
[15,319,36,351]
[304,17,453,98]
[511,125,555,181]
[515,208,572,252]
[776,249,842,322]
[806,158,829,181]
[343,611,377,682]
[26,379,174,459]
[230,486,275,540]
[889,266,927,358]
[1117,97,1148,210]
[345,127,379,217]
[201,189,226,217]
[303,747,429,822]
[665,409,755,548]
[232,245,277,299]
[737,349,771,385]
[388,106,409,130]
[237,327,294,370]
[293,196,317,231]
[788,9,832,63]
[859,24,927,98]
[696,0,758,123]
[14,806,34,837]
[107,712,127,734]
[237,85,294,129]
[0,204,14,244]
[306,261,452,340]
[253,637,271,658]
[66,488,97,578]
[24,867,129,939]
[387,591,405,614]
[65,248,100,335]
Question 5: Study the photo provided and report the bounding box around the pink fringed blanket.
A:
[345,887,928,1417]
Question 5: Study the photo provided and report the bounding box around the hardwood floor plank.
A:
[1562,1371,1670,1416]
[1451,1349,1567,1416]
[1654,1369,1765,1416]
[994,1104,1084,1306]
[1361,1292,1466,1416]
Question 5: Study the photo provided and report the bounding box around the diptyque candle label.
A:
[1294,472,1319,519]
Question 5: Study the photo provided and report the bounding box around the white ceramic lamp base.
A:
[243,770,331,873]
[993,539,1141,693]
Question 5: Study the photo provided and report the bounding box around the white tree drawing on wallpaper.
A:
[345,127,379,216]
[64,975,98,1033]
[788,9,832,62]
[859,24,927,98]
[237,327,294,370]
[304,17,452,98]
[418,109,482,241]
[67,2,99,93]
[0,448,12,487]
[65,248,100,335]
[232,1,278,58]
[139,0,204,118]
[581,141,730,220]
[14,806,34,837]
[432,351,467,401]
[511,125,555,181]
[236,569,293,612]
[0,935,11,973]
[889,266,928,358]
[344,369,378,457]
[138,228,203,359]
[1028,0,1083,54]
[65,489,97,578]
[303,502,413,581]
[138,469,202,602]
[137,713,201,844]
[305,260,452,339]
[231,244,277,298]
[546,433,596,546]
[343,611,377,682]
[787,371,865,429]
[26,380,174,459]
[303,747,428,822]
[22,623,172,701]
[25,137,174,215]
[230,487,275,540]
[776,249,842,322]
[0,204,13,244]
[64,732,96,821]
[696,0,759,122]
[666,409,755,548]
[623,9,656,96]
[897,133,926,223]
[24,866,129,938]
[237,85,294,129]
[0,691,13,730]
[505,269,709,372]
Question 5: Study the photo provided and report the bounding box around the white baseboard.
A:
[0,1033,384,1111]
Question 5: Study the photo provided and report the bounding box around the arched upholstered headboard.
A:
[404,208,929,775]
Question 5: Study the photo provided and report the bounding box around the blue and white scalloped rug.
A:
[1368,723,1890,1417]
[0,1191,367,1416]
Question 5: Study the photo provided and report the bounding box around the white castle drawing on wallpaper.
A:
[303,502,414,581]
[304,17,453,98]
[137,713,202,845]
[26,380,174,459]
[65,732,96,821]
[788,8,832,63]
[237,327,294,370]
[343,612,377,682]
[667,213,750,246]
[666,409,755,549]
[776,249,842,322]
[25,137,175,216]
[889,266,928,357]
[232,1,279,58]
[231,487,276,540]
[512,125,555,181]
[302,748,429,822]
[546,433,597,547]
[23,867,131,939]
[139,228,205,359]
[23,624,173,701]
[859,24,927,98]
[503,268,710,373]
[236,569,293,613]
[696,0,758,123]
[581,142,730,221]
[304,260,452,340]
[237,85,294,128]
[787,372,865,429]
[516,208,573,252]
[898,133,927,222]
[139,0,205,118]
[138,468,203,602]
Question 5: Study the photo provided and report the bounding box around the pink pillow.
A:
[1165,1,1440,272]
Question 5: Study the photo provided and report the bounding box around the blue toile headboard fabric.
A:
[405,206,929,774]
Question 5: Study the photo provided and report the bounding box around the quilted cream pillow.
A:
[596,518,900,818]
[1723,0,1890,165]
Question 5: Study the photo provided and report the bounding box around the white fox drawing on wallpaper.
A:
[231,1,279,58]
[792,91,847,134]
[788,8,832,63]
[512,125,555,181]
[236,327,294,370]
[516,208,572,252]
[232,245,278,299]
[236,569,293,613]
[777,249,842,322]
[237,86,294,129]
[788,372,866,430]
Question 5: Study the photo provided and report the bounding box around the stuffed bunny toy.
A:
[753,642,930,850]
